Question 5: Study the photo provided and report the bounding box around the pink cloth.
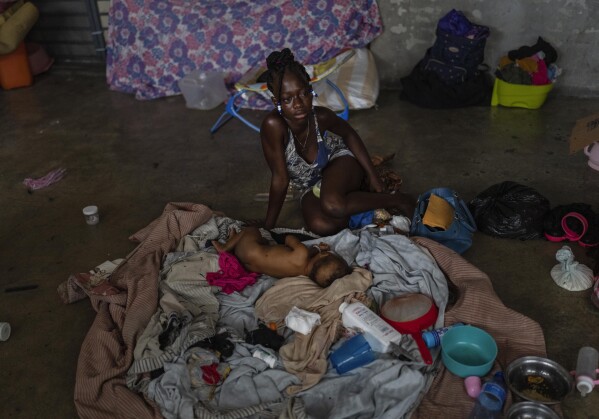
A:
[531,58,550,85]
[206,252,259,294]
[23,167,66,190]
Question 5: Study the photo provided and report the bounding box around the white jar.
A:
[82,205,100,225]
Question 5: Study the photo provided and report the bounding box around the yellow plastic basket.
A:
[491,78,553,109]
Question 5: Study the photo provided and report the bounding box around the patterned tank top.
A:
[284,112,353,193]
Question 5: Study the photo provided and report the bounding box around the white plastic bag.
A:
[313,48,379,111]
[550,246,594,291]
[178,70,228,110]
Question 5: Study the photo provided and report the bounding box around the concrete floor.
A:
[1,68,598,419]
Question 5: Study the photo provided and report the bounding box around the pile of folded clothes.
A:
[495,36,561,86]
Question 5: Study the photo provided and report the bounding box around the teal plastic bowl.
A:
[441,325,498,377]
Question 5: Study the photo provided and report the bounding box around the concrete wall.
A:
[371,0,599,97]
[27,0,107,63]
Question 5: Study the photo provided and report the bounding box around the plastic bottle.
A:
[467,371,507,419]
[591,278,599,310]
[575,346,599,396]
[253,348,277,368]
[339,301,403,353]
[422,322,465,348]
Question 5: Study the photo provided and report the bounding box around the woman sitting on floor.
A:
[259,48,415,236]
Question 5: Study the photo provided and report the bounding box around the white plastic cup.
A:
[0,322,11,341]
[82,205,100,225]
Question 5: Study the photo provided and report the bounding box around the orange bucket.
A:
[0,41,33,90]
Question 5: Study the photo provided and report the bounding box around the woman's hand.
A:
[368,174,387,193]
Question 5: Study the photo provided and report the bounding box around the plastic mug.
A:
[82,205,100,225]
[330,333,376,374]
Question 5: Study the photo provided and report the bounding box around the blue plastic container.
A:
[441,325,497,378]
[330,334,376,374]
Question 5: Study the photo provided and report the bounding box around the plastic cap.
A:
[576,376,594,396]
[339,302,348,313]
[82,205,98,215]
[494,371,505,381]
[464,376,482,398]
[422,331,436,348]
[0,322,11,341]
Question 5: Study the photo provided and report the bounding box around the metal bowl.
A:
[506,356,573,404]
[506,401,560,419]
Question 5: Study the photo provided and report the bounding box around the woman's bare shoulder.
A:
[313,106,338,129]
[314,106,347,136]
[261,111,287,140]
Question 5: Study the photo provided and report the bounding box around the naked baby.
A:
[212,226,351,287]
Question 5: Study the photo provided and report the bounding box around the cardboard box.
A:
[569,112,599,153]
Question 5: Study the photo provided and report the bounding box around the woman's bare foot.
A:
[389,192,416,218]
[371,153,396,166]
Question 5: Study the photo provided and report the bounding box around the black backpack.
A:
[400,11,492,108]
[420,27,489,86]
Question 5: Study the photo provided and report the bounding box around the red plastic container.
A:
[0,40,33,90]
[380,293,439,365]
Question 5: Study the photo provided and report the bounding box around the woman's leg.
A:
[320,156,415,217]
[302,192,349,235]
[301,156,414,235]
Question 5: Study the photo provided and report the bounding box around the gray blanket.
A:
[72,205,546,419]
[131,221,449,418]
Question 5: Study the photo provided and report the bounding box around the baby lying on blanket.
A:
[212,226,351,287]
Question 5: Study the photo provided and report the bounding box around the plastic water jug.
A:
[178,70,228,110]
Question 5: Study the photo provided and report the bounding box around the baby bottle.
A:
[575,346,599,396]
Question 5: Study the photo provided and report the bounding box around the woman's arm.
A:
[315,107,385,192]
[260,113,291,229]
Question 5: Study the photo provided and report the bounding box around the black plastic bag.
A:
[468,181,551,239]
[400,63,493,109]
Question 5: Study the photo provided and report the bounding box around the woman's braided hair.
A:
[264,48,311,104]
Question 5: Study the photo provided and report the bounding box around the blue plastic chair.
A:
[210,79,349,134]
[210,50,356,134]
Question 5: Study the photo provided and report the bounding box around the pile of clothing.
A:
[495,36,561,86]
[0,0,54,90]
